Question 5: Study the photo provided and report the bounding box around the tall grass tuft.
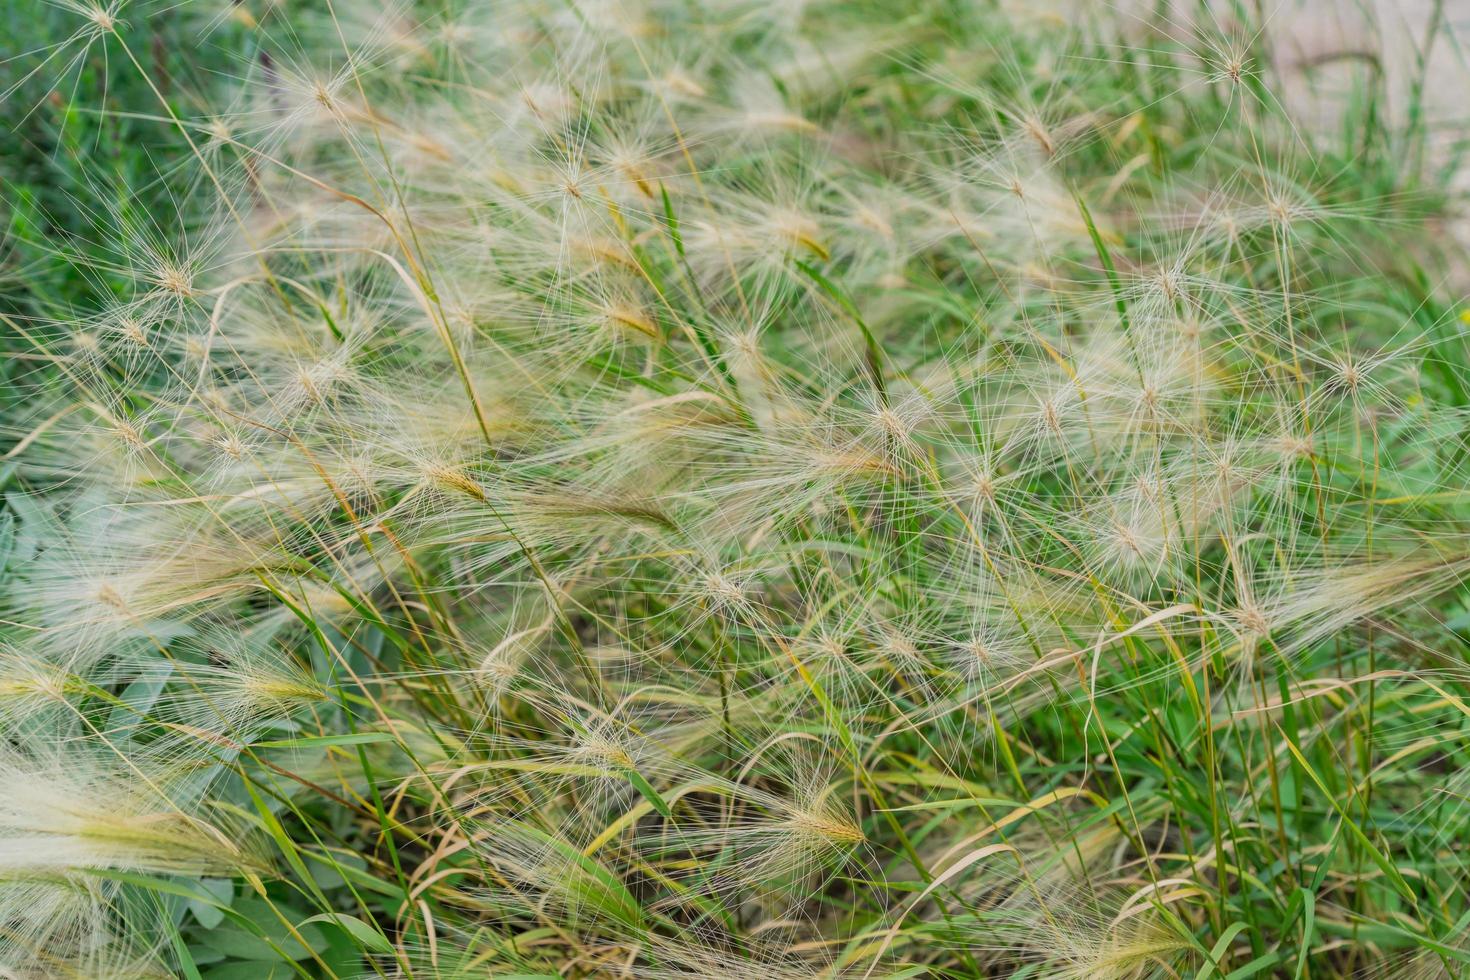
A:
[4,0,1470,976]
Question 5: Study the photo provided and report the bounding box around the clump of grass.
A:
[4,0,1470,977]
